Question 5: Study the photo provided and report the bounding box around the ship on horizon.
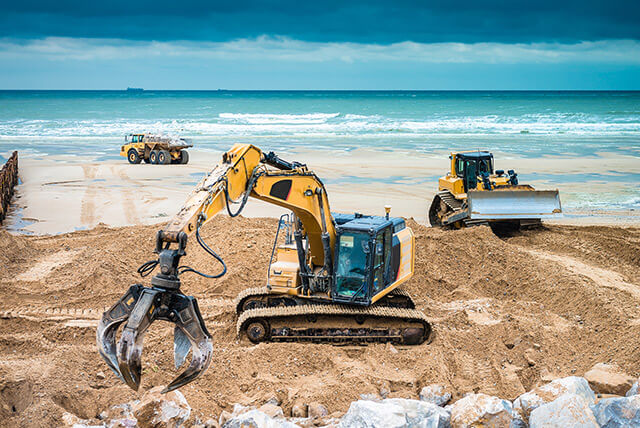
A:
[126,87,144,92]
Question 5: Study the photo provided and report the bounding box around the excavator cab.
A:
[332,213,407,306]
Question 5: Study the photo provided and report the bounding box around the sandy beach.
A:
[2,217,640,426]
[4,148,640,235]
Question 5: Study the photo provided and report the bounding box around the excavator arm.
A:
[97,144,336,392]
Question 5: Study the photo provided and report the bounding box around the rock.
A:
[513,376,595,420]
[291,402,307,418]
[379,385,390,399]
[132,386,191,428]
[529,393,598,428]
[307,402,328,419]
[591,395,640,427]
[338,398,450,428]
[265,395,281,406]
[359,393,380,401]
[448,393,524,428]
[109,418,138,428]
[222,409,300,428]
[419,385,452,407]
[627,381,640,397]
[258,403,285,419]
[204,419,220,428]
[218,410,233,427]
[96,371,106,380]
[584,363,635,395]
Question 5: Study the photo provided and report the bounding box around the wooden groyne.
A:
[0,151,18,224]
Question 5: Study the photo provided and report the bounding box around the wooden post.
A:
[0,151,18,224]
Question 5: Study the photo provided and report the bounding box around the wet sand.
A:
[4,148,640,235]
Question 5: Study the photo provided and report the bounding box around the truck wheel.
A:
[127,149,141,164]
[149,150,159,164]
[158,150,171,165]
[179,150,189,165]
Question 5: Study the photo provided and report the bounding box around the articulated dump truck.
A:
[120,133,192,165]
[429,151,562,229]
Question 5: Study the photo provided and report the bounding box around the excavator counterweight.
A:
[97,144,431,393]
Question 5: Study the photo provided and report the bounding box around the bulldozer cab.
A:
[454,152,494,192]
[332,214,402,305]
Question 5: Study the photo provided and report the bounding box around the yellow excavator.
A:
[429,151,562,228]
[97,144,431,393]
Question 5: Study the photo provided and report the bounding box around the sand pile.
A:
[1,218,640,427]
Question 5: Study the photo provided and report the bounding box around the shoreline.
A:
[3,148,640,235]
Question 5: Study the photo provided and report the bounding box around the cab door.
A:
[464,160,478,192]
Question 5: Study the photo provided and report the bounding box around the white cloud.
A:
[1,36,639,64]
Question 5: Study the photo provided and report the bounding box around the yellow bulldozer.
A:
[98,144,431,393]
[429,151,562,229]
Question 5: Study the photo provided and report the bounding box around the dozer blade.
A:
[467,189,562,220]
[96,285,213,393]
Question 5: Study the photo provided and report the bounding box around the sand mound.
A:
[1,218,639,426]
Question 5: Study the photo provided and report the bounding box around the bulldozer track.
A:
[437,190,463,210]
[237,304,431,345]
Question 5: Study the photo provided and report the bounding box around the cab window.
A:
[335,232,369,299]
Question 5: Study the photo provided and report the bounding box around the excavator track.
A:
[235,286,416,313]
[237,304,431,345]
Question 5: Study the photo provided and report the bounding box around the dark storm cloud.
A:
[1,0,639,43]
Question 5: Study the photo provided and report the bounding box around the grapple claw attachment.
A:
[96,285,213,393]
[117,288,161,391]
[96,284,144,381]
[163,295,213,393]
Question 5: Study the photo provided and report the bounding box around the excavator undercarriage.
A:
[235,287,430,345]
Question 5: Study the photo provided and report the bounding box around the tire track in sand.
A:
[80,165,98,225]
[111,165,139,225]
[523,248,640,301]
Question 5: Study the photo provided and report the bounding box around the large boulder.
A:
[132,386,191,428]
[419,385,452,407]
[338,398,450,428]
[591,395,640,427]
[529,394,598,428]
[222,409,300,428]
[584,363,635,395]
[513,376,595,420]
[448,393,524,428]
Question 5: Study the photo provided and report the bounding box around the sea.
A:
[1,90,639,212]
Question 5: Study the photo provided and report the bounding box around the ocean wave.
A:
[218,112,340,124]
[1,114,639,139]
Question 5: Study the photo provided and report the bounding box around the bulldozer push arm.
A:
[97,144,337,392]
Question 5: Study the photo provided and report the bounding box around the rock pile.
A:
[64,364,640,428]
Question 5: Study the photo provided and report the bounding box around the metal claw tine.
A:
[117,288,162,391]
[173,326,192,370]
[163,296,213,393]
[96,285,143,381]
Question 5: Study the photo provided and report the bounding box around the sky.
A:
[1,1,639,89]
